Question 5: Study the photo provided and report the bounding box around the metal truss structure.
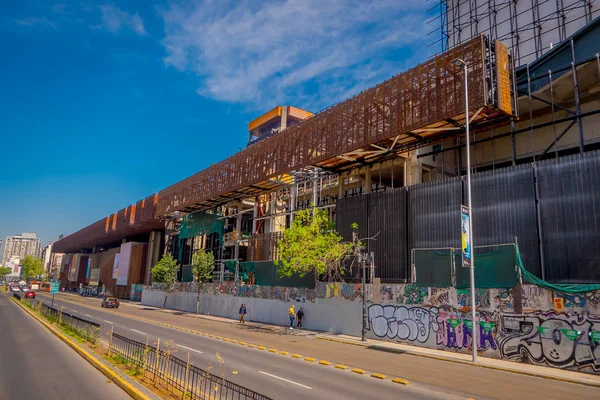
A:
[420,15,600,169]
[157,35,516,217]
[430,0,599,66]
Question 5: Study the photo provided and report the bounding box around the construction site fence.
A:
[109,331,272,400]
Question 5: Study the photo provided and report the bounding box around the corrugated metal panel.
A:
[368,189,408,281]
[336,194,368,280]
[408,177,463,250]
[536,152,600,283]
[468,165,541,276]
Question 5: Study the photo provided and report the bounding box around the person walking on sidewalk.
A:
[239,304,247,324]
[288,304,295,329]
[296,307,304,329]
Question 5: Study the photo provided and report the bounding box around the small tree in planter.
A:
[276,208,360,282]
[151,254,180,309]
[191,250,215,315]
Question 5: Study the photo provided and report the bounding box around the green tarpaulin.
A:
[455,245,518,289]
[241,261,315,288]
[414,245,518,289]
[413,250,454,287]
[179,210,224,240]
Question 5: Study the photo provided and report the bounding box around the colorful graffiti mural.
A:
[145,281,600,373]
[368,305,439,343]
[366,303,600,372]
[498,311,600,371]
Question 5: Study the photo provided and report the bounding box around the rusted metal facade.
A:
[53,194,163,253]
[157,35,514,217]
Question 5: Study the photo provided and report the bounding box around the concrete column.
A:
[364,169,371,194]
[268,194,274,233]
[145,231,162,285]
[337,173,344,199]
[252,197,258,234]
[281,106,288,131]
[406,152,423,186]
[290,176,297,222]
[234,208,242,261]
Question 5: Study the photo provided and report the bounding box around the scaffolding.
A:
[421,15,600,170]
[429,0,599,66]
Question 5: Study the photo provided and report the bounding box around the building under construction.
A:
[52,7,600,298]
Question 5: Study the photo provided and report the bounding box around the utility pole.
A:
[452,57,478,362]
[361,252,369,342]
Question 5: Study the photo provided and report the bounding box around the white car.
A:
[20,287,30,293]
[10,286,20,292]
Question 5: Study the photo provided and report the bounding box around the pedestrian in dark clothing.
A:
[296,307,304,329]
[239,304,247,323]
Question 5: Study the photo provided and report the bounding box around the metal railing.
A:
[19,297,100,343]
[109,332,271,400]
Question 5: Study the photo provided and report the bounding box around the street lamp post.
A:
[452,58,478,363]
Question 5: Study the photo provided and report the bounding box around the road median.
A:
[11,296,154,400]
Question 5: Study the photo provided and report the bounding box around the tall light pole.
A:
[452,58,477,363]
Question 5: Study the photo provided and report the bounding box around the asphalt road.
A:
[36,293,471,400]
[0,291,129,400]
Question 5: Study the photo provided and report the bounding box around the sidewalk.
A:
[63,293,600,388]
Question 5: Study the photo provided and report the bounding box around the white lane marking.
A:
[259,371,312,390]
[131,329,146,335]
[178,345,203,354]
[71,310,78,313]
[103,320,113,324]
[85,314,93,318]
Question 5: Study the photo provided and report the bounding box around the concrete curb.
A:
[369,344,600,388]
[11,297,153,400]
[317,336,600,388]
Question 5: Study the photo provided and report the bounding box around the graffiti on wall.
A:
[367,303,600,372]
[428,288,453,307]
[146,281,600,373]
[368,305,498,351]
[495,289,513,310]
[397,285,427,305]
[368,305,439,343]
[498,311,600,371]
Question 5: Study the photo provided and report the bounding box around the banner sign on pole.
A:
[461,205,471,268]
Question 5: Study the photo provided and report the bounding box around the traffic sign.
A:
[50,281,59,294]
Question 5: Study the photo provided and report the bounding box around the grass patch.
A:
[20,298,99,346]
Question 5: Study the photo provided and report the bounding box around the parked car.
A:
[101,298,119,309]
[24,291,36,299]
[10,286,20,292]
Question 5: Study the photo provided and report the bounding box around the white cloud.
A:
[16,17,56,29]
[52,4,67,14]
[98,5,147,36]
[160,0,433,110]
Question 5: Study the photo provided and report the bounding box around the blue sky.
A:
[0,0,435,249]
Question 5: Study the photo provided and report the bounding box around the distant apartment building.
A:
[42,243,53,276]
[1,233,42,266]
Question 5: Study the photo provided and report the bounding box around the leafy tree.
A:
[276,208,358,282]
[0,266,12,280]
[151,254,180,309]
[22,256,44,280]
[191,250,215,314]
